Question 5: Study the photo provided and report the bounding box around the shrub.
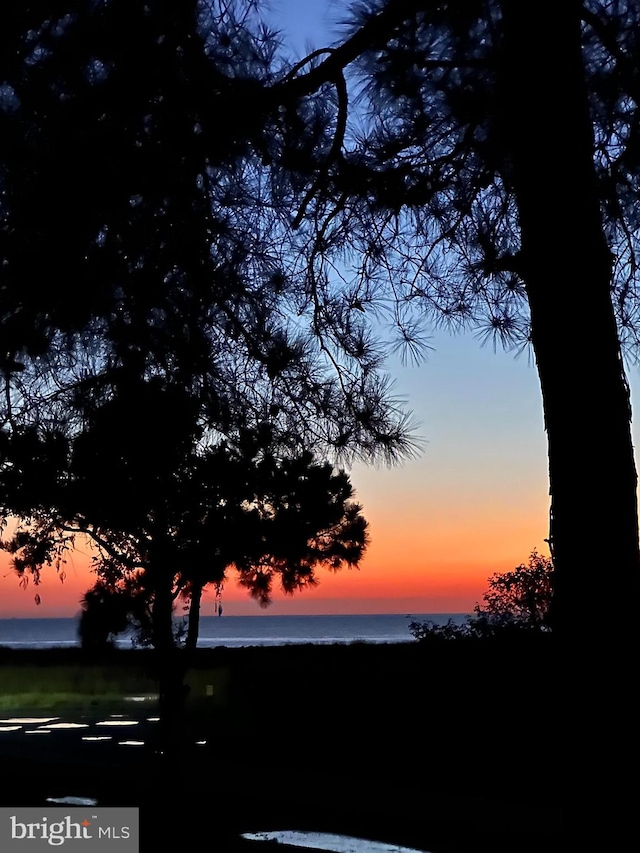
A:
[409,549,554,642]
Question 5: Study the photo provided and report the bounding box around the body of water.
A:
[0,613,469,650]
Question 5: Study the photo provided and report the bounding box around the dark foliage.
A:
[3,0,640,643]
[265,0,640,635]
[410,549,553,641]
[472,549,553,631]
[78,578,152,651]
[2,413,368,650]
[0,0,419,467]
[0,1,413,655]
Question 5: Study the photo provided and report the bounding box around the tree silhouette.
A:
[73,443,368,653]
[98,425,367,647]
[2,379,368,634]
[3,3,638,835]
[1,374,368,741]
[0,2,387,770]
[264,0,640,641]
[4,1,639,640]
[78,577,152,652]
[0,1,417,740]
[259,6,639,842]
[0,6,634,849]
[410,549,553,639]
[471,549,553,632]
[0,0,417,464]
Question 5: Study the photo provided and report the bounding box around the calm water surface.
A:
[0,613,469,649]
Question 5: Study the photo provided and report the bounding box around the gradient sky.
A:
[0,331,553,618]
[0,0,625,618]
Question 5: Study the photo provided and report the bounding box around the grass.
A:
[0,649,160,717]
[0,690,151,714]
[0,648,233,725]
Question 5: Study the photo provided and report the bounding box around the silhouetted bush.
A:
[78,580,153,651]
[410,550,554,642]
[408,617,471,642]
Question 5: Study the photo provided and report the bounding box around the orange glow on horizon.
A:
[0,505,550,618]
[0,442,551,617]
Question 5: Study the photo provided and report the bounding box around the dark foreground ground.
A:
[0,639,563,852]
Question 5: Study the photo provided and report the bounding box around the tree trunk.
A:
[500,0,640,639]
[184,578,203,655]
[500,2,639,847]
[149,561,188,763]
[151,565,176,655]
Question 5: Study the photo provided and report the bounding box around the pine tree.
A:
[267,0,640,639]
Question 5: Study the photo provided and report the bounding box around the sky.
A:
[0,0,625,618]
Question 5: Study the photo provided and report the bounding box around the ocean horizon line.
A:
[0,613,472,649]
[0,611,470,620]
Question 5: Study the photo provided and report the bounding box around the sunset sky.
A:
[0,0,625,618]
[0,328,555,619]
